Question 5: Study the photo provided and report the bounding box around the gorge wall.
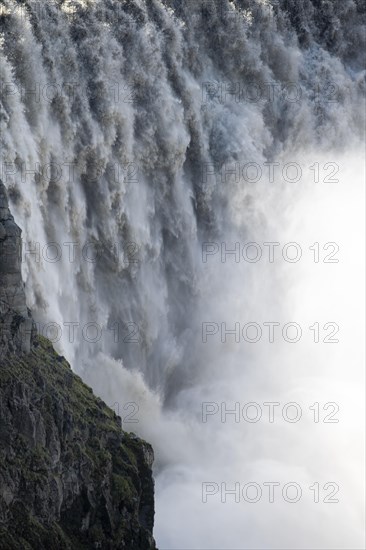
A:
[0,182,156,549]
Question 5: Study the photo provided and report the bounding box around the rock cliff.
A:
[0,182,156,549]
[0,181,35,355]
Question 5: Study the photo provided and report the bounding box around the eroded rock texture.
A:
[0,336,156,549]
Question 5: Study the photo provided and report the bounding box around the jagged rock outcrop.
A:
[0,184,156,549]
[0,337,156,549]
[0,181,34,356]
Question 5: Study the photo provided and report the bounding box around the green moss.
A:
[112,473,137,501]
[5,501,73,550]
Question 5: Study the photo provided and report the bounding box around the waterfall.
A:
[1,1,365,547]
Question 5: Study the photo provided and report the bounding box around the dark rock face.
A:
[0,336,156,549]
[0,181,35,355]
[0,186,156,548]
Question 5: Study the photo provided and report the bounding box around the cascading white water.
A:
[1,1,365,548]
